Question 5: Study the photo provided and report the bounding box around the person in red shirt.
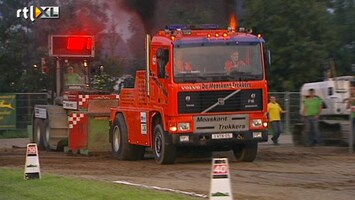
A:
[175,52,192,73]
[225,50,246,73]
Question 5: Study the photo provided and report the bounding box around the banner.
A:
[0,94,16,130]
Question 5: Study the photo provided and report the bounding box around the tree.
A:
[244,0,337,91]
[331,0,355,74]
[0,0,47,92]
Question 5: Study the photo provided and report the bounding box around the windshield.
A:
[173,42,264,83]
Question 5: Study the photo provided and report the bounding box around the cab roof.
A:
[152,24,265,45]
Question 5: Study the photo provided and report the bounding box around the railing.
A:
[269,92,301,134]
[0,93,49,131]
[1,92,301,132]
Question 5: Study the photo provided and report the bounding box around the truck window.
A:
[173,42,264,83]
[157,48,169,78]
[328,87,333,96]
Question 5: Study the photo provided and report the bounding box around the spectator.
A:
[267,96,286,145]
[303,88,323,146]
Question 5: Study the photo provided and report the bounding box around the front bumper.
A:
[171,130,268,146]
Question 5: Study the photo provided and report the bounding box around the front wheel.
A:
[233,143,258,162]
[153,124,176,164]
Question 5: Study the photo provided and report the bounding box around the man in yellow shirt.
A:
[267,96,286,145]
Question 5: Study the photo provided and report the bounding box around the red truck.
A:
[110,25,270,164]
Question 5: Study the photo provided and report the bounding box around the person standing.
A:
[267,96,285,145]
[303,88,323,146]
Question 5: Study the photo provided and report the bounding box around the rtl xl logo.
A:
[16,6,60,21]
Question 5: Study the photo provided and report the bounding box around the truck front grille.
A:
[178,89,263,114]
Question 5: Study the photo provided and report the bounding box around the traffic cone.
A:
[24,143,41,180]
[209,158,233,200]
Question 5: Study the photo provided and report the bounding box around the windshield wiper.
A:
[175,72,207,83]
[228,71,262,81]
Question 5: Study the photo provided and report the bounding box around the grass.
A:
[0,168,202,200]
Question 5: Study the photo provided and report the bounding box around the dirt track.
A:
[1,136,355,200]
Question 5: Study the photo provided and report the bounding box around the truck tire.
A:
[153,124,177,164]
[34,119,45,150]
[292,123,306,146]
[233,143,258,162]
[112,114,144,160]
[318,121,343,146]
[42,119,51,151]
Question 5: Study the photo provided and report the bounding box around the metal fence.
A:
[269,92,301,134]
[3,92,301,132]
[0,93,48,131]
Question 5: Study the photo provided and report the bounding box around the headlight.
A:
[263,122,268,128]
[178,122,190,131]
[169,126,177,132]
[251,119,262,128]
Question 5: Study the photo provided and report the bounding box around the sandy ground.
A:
[1,135,355,200]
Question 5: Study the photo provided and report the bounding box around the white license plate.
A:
[212,133,233,139]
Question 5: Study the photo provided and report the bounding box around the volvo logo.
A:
[218,98,225,105]
[185,96,191,101]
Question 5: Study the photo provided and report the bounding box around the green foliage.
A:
[245,0,338,91]
[92,74,116,92]
[0,1,36,92]
[331,0,355,74]
[0,168,200,200]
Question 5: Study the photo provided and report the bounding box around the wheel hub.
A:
[113,126,121,152]
[155,134,162,157]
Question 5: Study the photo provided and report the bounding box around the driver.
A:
[225,50,246,73]
[65,66,83,85]
[175,51,192,73]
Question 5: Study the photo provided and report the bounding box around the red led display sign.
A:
[49,35,95,57]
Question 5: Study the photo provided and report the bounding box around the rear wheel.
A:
[233,143,258,162]
[153,123,176,164]
[112,114,144,160]
[33,119,45,150]
[42,120,51,151]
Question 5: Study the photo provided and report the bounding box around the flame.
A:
[229,13,238,31]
